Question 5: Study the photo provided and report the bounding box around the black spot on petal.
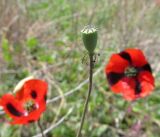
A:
[6,103,23,117]
[141,64,152,72]
[31,90,37,99]
[135,79,142,95]
[107,72,124,86]
[119,51,131,64]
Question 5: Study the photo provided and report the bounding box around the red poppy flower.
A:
[105,48,154,101]
[0,79,48,124]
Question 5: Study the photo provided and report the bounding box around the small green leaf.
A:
[26,37,38,49]
[2,36,12,62]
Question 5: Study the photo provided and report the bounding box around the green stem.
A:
[37,119,45,137]
[76,53,94,137]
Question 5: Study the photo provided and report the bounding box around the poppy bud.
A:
[81,25,98,54]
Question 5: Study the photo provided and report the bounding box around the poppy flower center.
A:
[125,66,138,77]
[24,100,37,113]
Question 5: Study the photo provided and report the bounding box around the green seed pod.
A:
[81,25,98,54]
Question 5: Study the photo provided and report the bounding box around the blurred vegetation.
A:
[0,0,160,137]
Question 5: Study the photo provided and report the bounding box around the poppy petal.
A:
[16,79,48,103]
[125,48,148,67]
[10,117,28,125]
[0,94,25,119]
[138,71,154,97]
[111,77,141,101]
[110,77,135,91]
[105,54,129,73]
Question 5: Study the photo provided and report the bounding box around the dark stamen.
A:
[24,100,36,113]
[125,67,138,77]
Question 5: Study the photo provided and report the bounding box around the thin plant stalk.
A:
[37,119,45,137]
[76,53,94,137]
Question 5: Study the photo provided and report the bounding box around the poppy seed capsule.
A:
[81,25,98,54]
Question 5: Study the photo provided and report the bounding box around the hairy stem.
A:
[37,120,45,137]
[76,53,94,137]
